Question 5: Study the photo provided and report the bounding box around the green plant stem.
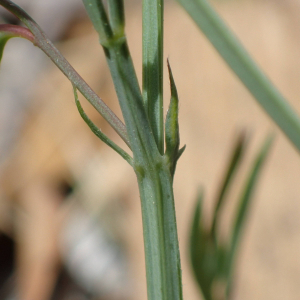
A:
[105,41,183,300]
[143,0,164,154]
[103,24,183,300]
[82,1,183,299]
[107,0,125,36]
[177,0,300,151]
[137,157,183,300]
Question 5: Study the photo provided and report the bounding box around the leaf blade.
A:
[73,86,133,166]
[189,189,216,300]
[211,132,247,240]
[165,60,181,177]
[225,134,274,295]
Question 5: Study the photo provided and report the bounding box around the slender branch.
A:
[0,0,131,148]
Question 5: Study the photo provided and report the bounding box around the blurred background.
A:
[0,0,300,299]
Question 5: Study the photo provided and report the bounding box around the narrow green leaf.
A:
[177,0,300,152]
[73,86,133,166]
[225,134,274,294]
[190,188,215,300]
[165,60,181,177]
[211,132,247,240]
[190,188,204,266]
[190,188,205,282]
[143,0,164,154]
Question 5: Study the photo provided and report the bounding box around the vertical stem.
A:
[103,39,183,300]
[143,0,164,154]
[82,2,183,299]
[136,159,183,300]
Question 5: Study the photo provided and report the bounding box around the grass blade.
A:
[177,0,300,151]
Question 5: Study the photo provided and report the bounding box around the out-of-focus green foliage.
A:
[190,134,273,300]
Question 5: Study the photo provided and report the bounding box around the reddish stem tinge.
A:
[0,24,34,42]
